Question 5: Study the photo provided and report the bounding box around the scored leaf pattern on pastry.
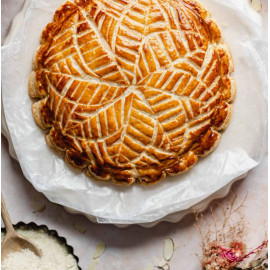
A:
[29,0,236,185]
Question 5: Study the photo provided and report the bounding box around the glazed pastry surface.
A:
[29,0,236,185]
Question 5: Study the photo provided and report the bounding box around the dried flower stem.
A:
[195,193,268,270]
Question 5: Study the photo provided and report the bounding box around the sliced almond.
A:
[162,264,170,270]
[163,238,174,261]
[93,242,106,259]
[153,256,167,268]
[251,0,262,11]
[31,201,45,212]
[73,223,86,234]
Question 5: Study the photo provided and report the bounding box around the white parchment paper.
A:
[1,0,267,224]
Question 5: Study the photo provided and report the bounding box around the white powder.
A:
[1,229,79,270]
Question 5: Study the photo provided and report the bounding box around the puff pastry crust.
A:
[29,0,236,185]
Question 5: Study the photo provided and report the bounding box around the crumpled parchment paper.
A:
[1,0,267,224]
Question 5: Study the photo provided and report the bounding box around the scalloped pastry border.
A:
[28,0,236,186]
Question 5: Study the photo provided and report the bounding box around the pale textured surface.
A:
[2,249,41,270]
[1,0,24,42]
[1,0,268,269]
[1,229,78,270]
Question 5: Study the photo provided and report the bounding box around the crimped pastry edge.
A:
[29,0,236,186]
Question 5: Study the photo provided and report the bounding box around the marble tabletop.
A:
[1,0,268,269]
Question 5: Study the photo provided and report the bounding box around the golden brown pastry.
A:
[29,0,236,185]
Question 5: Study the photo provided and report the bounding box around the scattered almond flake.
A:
[153,256,167,268]
[163,238,174,261]
[73,223,86,234]
[31,201,45,212]
[161,264,170,270]
[93,242,106,259]
[88,259,99,270]
[143,264,154,270]
[251,0,262,11]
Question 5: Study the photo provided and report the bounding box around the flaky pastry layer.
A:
[29,0,236,185]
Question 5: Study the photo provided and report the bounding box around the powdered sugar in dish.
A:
[1,229,79,270]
